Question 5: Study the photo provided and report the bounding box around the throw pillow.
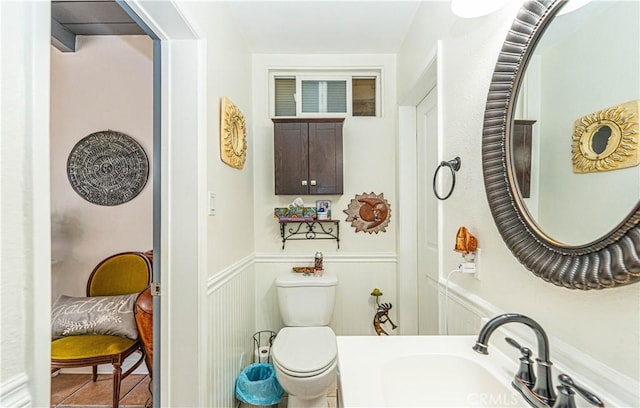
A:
[51,293,139,340]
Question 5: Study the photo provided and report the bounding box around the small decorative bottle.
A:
[314,251,323,276]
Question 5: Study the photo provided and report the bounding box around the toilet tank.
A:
[275,272,338,326]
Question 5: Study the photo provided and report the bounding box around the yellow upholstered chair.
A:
[51,252,152,408]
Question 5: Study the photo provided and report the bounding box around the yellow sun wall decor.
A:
[220,96,247,169]
[571,100,639,173]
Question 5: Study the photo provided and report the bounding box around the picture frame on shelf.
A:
[316,200,331,220]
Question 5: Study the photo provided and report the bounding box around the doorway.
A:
[47,0,205,406]
[49,30,156,408]
[417,88,440,335]
[6,1,203,406]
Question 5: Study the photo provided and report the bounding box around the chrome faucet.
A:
[473,313,556,408]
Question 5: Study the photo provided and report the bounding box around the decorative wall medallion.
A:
[343,192,391,234]
[572,100,639,173]
[67,130,149,206]
[220,96,247,169]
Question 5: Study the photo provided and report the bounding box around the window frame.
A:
[270,70,381,118]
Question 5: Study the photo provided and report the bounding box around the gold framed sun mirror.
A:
[572,100,639,173]
[220,96,247,169]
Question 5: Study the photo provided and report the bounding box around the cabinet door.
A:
[274,122,309,195]
[512,120,535,199]
[308,121,343,194]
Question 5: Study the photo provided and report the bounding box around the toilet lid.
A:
[272,327,337,375]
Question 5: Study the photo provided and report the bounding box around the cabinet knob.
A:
[301,180,308,186]
[310,180,317,186]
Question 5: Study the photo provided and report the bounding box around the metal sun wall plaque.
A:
[67,130,149,206]
[343,192,391,234]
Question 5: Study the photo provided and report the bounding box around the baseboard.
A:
[0,373,31,408]
[439,278,640,407]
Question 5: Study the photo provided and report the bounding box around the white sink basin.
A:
[337,335,526,407]
[381,354,523,407]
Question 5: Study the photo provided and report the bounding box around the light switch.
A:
[208,192,216,216]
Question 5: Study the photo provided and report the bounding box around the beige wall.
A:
[397,0,640,382]
[50,36,154,301]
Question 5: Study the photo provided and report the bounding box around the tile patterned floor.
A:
[51,374,151,408]
[52,374,337,407]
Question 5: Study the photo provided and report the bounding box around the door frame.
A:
[396,47,440,335]
[416,88,440,335]
[27,1,206,406]
[121,2,207,406]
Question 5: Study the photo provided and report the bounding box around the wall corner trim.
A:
[254,252,397,264]
[207,254,255,295]
[0,373,31,408]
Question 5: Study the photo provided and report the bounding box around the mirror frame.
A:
[482,0,640,290]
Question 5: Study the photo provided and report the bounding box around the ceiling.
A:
[224,1,423,54]
[51,0,424,54]
[51,0,145,52]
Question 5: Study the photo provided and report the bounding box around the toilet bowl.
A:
[272,326,337,408]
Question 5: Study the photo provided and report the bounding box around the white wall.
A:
[0,1,51,407]
[535,2,640,245]
[50,36,154,301]
[174,2,256,406]
[252,54,399,336]
[397,0,640,386]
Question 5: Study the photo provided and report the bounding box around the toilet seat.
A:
[273,356,337,379]
[272,327,337,378]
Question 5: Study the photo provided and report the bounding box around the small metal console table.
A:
[278,220,340,249]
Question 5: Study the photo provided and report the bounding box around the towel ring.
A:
[433,157,461,200]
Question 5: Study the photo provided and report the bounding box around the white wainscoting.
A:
[0,373,31,408]
[206,255,256,408]
[254,252,398,336]
[439,277,640,407]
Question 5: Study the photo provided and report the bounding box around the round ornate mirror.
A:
[482,0,640,289]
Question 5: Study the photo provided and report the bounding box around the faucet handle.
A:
[505,337,536,388]
[505,337,531,356]
[558,374,604,407]
[553,374,604,407]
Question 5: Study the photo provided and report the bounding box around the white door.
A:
[417,89,440,335]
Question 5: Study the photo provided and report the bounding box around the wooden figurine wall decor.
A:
[67,130,149,206]
[220,96,247,169]
[572,100,639,173]
[343,192,391,234]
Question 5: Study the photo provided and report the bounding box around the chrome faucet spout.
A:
[473,313,556,408]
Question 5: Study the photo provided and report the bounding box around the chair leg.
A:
[146,376,153,408]
[92,365,98,382]
[112,363,123,408]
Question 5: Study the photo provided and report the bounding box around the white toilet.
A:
[271,271,338,408]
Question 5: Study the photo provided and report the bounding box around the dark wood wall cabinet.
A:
[273,118,344,195]
[512,119,536,199]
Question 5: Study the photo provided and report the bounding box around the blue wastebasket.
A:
[235,363,284,407]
